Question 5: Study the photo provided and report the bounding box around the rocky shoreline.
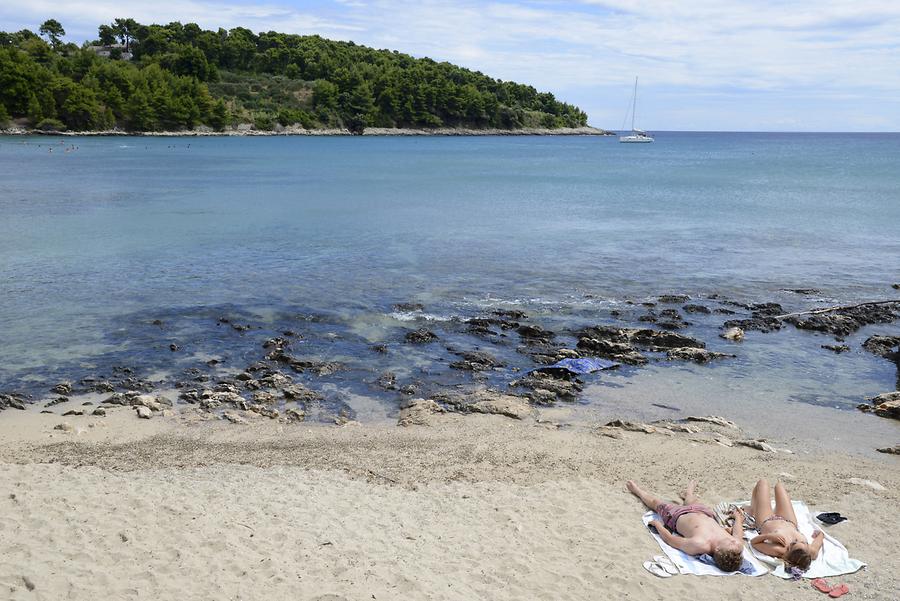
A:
[2,289,898,453]
[0,125,612,137]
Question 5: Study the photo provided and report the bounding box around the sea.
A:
[1,132,898,453]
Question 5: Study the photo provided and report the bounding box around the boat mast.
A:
[631,77,638,132]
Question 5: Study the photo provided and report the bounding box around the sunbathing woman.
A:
[627,480,745,572]
[747,479,823,571]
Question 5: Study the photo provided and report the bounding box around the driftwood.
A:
[773,300,900,320]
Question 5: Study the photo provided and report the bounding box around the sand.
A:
[1,407,898,601]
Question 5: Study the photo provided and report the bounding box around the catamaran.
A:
[619,77,654,143]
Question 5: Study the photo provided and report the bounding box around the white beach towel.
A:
[739,500,866,579]
[641,511,769,576]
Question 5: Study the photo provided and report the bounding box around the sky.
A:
[2,0,899,131]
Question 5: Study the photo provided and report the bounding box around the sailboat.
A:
[619,77,654,143]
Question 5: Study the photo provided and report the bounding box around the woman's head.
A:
[784,541,812,571]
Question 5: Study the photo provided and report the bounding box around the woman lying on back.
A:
[748,479,823,571]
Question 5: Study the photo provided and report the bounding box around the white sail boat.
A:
[619,77,654,143]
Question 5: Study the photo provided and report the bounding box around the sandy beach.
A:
[2,405,897,601]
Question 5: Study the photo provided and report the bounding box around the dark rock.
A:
[658,295,690,303]
[659,309,681,319]
[576,337,647,365]
[783,288,821,295]
[516,324,554,343]
[151,319,164,326]
[405,328,438,344]
[450,351,504,371]
[371,344,388,354]
[666,347,735,363]
[0,393,28,411]
[92,407,107,416]
[862,335,900,361]
[683,304,711,314]
[393,302,424,312]
[575,325,630,343]
[90,381,115,393]
[493,309,527,320]
[723,317,782,333]
[466,318,500,337]
[822,344,850,354]
[877,445,900,455]
[44,396,68,407]
[51,381,73,395]
[263,337,289,349]
[375,371,398,390]
[713,308,736,315]
[62,409,83,416]
[750,303,784,316]
[511,371,582,403]
[638,314,657,323]
[865,391,900,419]
[657,320,688,330]
[399,384,419,395]
[283,383,323,402]
[628,329,705,350]
[641,302,656,307]
[784,303,898,338]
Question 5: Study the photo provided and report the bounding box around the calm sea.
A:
[1,133,898,450]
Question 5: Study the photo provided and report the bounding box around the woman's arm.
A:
[751,539,786,558]
[810,530,825,559]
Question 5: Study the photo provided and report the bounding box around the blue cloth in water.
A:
[536,357,619,375]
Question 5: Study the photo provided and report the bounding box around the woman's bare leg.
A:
[773,482,798,524]
[626,480,663,511]
[750,479,773,522]
[680,480,700,505]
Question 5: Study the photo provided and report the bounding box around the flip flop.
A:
[828,584,850,598]
[812,579,833,593]
[643,561,673,578]
[652,555,680,576]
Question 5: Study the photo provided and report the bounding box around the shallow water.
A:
[1,133,899,452]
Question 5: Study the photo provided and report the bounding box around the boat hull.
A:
[619,136,654,143]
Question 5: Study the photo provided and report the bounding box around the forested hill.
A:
[0,18,589,133]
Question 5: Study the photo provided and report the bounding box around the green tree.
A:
[26,92,42,123]
[39,19,65,48]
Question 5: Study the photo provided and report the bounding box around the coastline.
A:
[1,409,896,600]
[0,125,612,137]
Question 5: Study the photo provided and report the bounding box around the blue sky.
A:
[2,0,899,131]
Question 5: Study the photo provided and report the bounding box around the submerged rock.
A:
[404,328,438,344]
[628,329,705,350]
[393,302,424,312]
[658,294,690,303]
[450,350,504,371]
[682,304,711,314]
[877,445,900,455]
[822,344,850,354]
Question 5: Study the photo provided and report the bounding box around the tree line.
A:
[0,19,588,133]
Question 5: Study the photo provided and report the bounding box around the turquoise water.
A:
[1,133,899,445]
